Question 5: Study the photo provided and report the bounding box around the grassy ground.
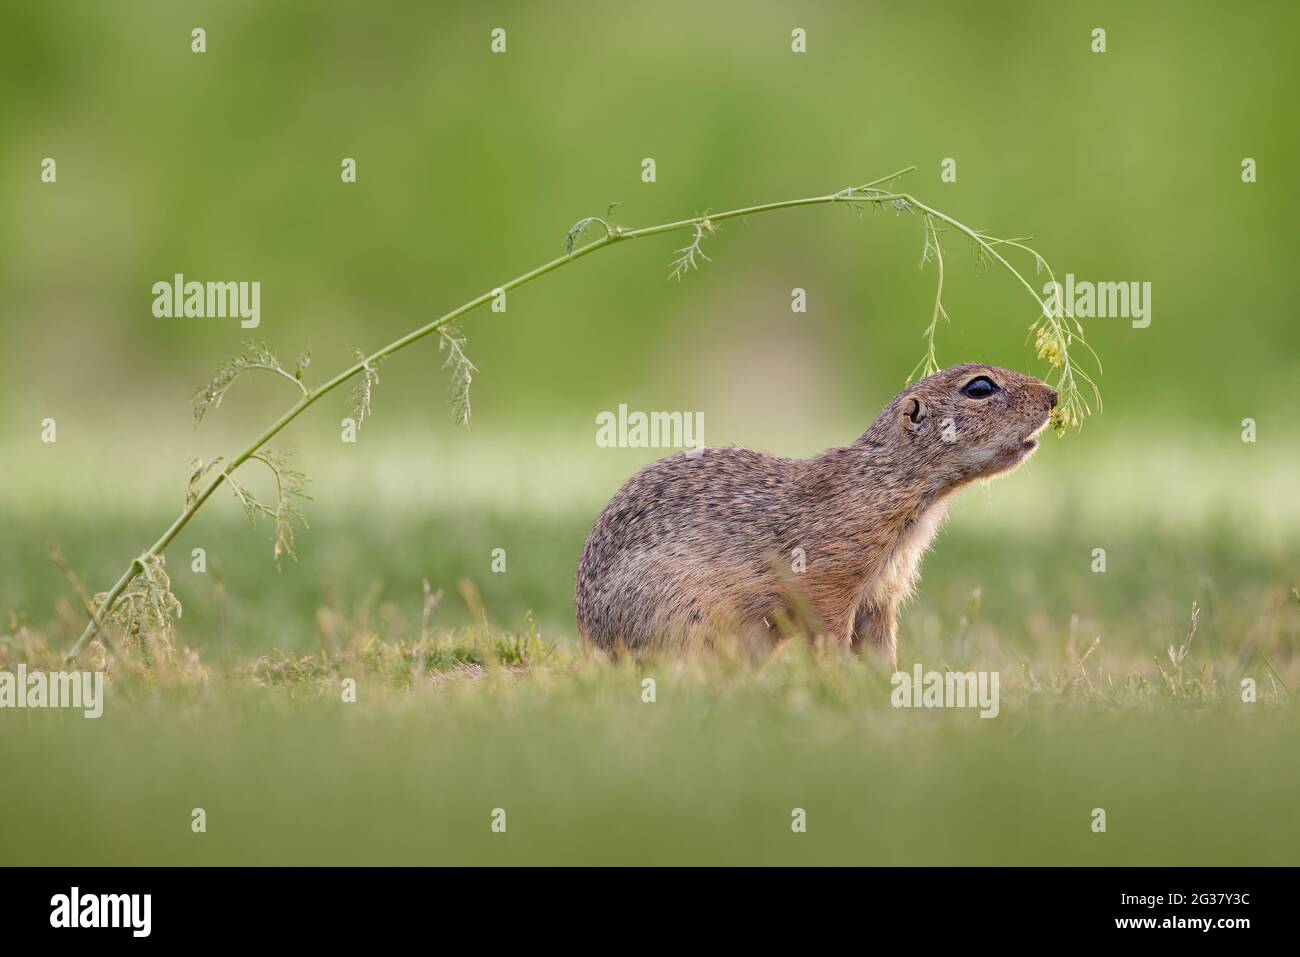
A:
[2,428,1298,865]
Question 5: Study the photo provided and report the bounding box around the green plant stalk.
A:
[66,165,1087,661]
[896,193,1100,423]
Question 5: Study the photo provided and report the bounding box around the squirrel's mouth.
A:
[975,417,1051,482]
[1017,416,1051,456]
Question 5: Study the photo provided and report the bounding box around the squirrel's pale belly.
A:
[854,500,949,625]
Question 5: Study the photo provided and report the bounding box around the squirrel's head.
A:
[863,364,1058,491]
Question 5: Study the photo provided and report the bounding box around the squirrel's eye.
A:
[961,376,998,399]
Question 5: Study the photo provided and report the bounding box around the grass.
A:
[3,624,1297,866]
[2,429,1298,865]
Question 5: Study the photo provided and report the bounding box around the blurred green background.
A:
[1,0,1297,653]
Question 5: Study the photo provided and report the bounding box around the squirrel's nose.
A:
[1045,388,1058,409]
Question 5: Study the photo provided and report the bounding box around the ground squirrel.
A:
[575,364,1057,658]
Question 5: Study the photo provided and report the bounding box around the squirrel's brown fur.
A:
[575,364,1057,659]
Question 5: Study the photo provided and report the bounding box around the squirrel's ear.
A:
[902,396,928,432]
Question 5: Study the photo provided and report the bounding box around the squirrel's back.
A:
[575,447,810,650]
